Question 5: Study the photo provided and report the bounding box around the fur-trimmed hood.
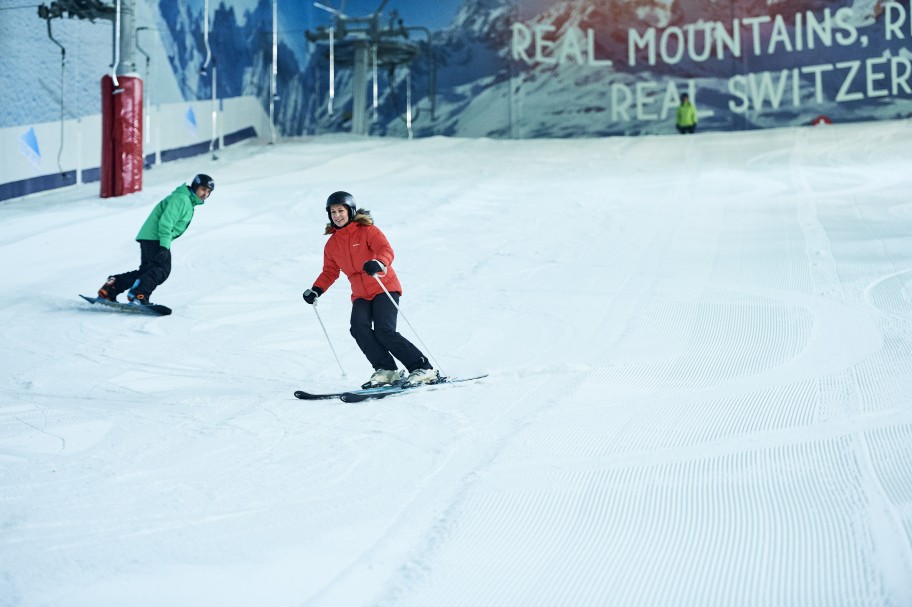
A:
[325,208,372,235]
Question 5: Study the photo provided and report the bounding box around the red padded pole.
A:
[100,75,143,198]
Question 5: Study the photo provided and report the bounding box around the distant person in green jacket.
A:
[676,93,697,134]
[97,174,214,305]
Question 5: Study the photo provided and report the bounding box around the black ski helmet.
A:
[191,173,215,192]
[326,191,356,221]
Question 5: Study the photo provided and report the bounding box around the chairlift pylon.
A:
[305,0,434,136]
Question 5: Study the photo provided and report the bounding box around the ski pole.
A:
[373,274,445,377]
[311,300,347,378]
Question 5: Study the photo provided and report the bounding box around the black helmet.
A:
[191,173,215,191]
[326,191,356,220]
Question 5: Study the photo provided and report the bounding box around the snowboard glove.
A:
[302,286,323,304]
[362,260,386,276]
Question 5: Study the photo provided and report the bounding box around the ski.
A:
[341,374,488,402]
[293,384,398,401]
[294,374,488,403]
[294,372,408,400]
[79,294,172,316]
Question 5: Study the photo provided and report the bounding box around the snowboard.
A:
[294,374,488,403]
[79,294,172,316]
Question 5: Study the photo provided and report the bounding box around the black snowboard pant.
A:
[110,239,172,299]
[350,292,430,373]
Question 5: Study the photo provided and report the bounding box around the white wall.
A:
[0,95,271,200]
[0,115,100,186]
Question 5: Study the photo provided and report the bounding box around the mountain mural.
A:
[7,0,909,138]
[295,0,912,137]
[156,0,306,117]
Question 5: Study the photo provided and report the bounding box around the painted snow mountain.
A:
[446,0,911,136]
[6,0,911,136]
[142,0,912,137]
[327,0,912,137]
[155,0,310,133]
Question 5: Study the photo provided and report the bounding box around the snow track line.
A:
[865,269,912,321]
[386,437,901,606]
[303,373,577,607]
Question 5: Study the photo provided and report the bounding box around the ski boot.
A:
[362,369,402,389]
[404,368,439,387]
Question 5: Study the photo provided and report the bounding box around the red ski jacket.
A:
[313,219,402,301]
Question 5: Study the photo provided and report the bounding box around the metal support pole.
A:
[201,0,211,72]
[351,41,368,135]
[269,0,278,143]
[371,45,378,124]
[136,27,161,165]
[210,63,218,159]
[406,67,413,140]
[46,19,66,173]
[328,27,335,115]
[112,0,121,87]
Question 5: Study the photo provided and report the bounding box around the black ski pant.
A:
[350,293,430,373]
[110,239,172,298]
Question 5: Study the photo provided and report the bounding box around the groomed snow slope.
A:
[1,123,912,606]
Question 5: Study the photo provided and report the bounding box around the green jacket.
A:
[136,184,205,249]
[676,101,697,127]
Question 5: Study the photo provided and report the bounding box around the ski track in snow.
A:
[2,124,912,606]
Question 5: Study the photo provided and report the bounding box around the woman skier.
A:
[302,191,437,389]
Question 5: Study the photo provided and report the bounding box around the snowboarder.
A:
[96,173,214,305]
[302,191,437,389]
[676,93,698,134]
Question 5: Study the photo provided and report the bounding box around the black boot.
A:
[97,276,119,302]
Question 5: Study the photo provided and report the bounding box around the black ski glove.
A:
[362,260,386,276]
[302,286,323,304]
